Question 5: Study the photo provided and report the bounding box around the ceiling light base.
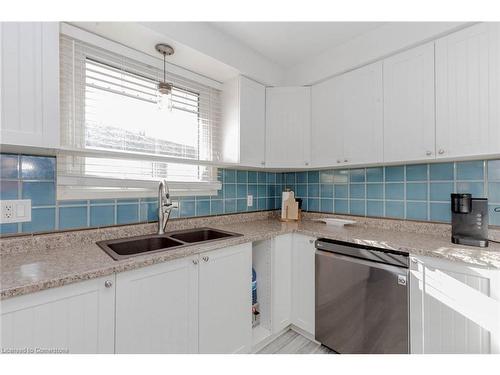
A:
[155,43,175,56]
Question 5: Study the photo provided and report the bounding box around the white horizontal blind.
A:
[59,35,222,198]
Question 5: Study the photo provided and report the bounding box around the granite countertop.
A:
[2,213,500,300]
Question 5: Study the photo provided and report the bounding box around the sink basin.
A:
[98,235,185,260]
[169,228,237,243]
[97,227,242,260]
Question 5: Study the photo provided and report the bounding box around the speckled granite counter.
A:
[2,211,500,299]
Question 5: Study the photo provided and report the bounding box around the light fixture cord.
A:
[163,52,166,83]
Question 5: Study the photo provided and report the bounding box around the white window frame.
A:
[58,23,224,200]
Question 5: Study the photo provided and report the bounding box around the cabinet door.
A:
[311,76,344,167]
[410,255,500,354]
[199,243,252,353]
[436,23,500,159]
[384,43,436,163]
[0,22,59,148]
[342,62,383,166]
[291,234,316,336]
[265,87,311,168]
[272,234,293,333]
[240,76,266,167]
[1,276,115,353]
[115,257,198,354]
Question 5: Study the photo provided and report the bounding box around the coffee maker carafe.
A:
[451,193,488,247]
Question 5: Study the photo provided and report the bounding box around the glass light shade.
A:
[157,82,173,111]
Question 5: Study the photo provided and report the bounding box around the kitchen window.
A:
[58,33,222,199]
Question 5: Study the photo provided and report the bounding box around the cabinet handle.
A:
[336,160,341,163]
[344,159,348,163]
[305,162,309,166]
[309,239,314,244]
[426,151,432,156]
[202,256,209,262]
[438,149,445,155]
[192,259,199,265]
[104,280,113,288]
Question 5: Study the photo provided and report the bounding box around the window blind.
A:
[58,34,222,199]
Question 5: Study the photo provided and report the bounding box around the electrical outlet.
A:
[0,200,31,223]
[247,195,253,207]
[3,202,14,219]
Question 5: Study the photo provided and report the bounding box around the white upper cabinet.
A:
[312,62,383,167]
[384,43,436,163]
[0,22,60,149]
[341,62,383,166]
[311,76,344,167]
[221,75,266,167]
[240,77,266,167]
[435,23,500,159]
[265,86,311,168]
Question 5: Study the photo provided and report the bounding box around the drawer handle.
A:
[438,149,445,155]
[192,259,199,265]
[426,151,432,156]
[104,280,113,288]
[202,256,209,262]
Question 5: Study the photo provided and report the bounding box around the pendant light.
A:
[155,43,175,111]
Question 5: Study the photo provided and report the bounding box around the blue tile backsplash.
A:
[1,152,500,235]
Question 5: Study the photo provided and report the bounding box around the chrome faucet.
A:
[158,179,175,235]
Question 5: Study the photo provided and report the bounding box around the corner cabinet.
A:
[221,75,266,167]
[410,255,500,354]
[0,22,60,149]
[1,276,115,354]
[265,86,311,168]
[435,22,500,159]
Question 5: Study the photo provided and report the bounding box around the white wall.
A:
[283,22,473,86]
[72,22,475,87]
[140,22,284,85]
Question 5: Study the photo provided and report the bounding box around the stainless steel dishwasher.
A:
[315,238,409,354]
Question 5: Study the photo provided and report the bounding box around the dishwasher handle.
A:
[315,238,409,268]
[316,249,409,279]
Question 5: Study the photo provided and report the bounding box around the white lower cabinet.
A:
[115,243,252,354]
[271,234,293,333]
[115,256,199,354]
[198,243,252,353]
[1,276,115,353]
[291,234,316,336]
[410,255,500,354]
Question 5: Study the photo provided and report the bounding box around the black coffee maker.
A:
[451,193,488,247]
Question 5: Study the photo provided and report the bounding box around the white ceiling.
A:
[208,22,386,68]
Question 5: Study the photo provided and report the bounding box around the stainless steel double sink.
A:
[97,227,242,261]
